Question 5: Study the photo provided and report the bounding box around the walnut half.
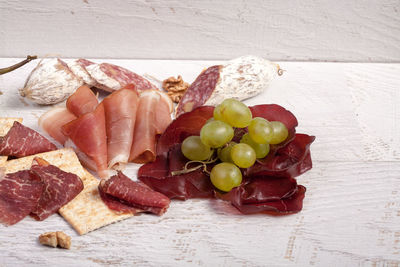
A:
[39,231,71,249]
[162,75,190,103]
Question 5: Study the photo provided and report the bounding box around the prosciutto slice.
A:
[99,172,170,215]
[38,107,77,145]
[66,85,98,117]
[62,104,108,179]
[102,87,139,169]
[29,158,83,221]
[0,170,44,225]
[129,90,158,163]
[0,121,57,158]
[154,91,173,135]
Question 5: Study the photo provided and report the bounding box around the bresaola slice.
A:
[29,158,83,221]
[0,170,43,225]
[138,104,315,215]
[99,172,170,216]
[0,121,57,158]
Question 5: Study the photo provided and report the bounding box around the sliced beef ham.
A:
[38,107,77,145]
[29,158,84,221]
[66,85,98,117]
[0,170,44,225]
[62,103,108,179]
[0,121,57,158]
[99,172,170,215]
[102,87,139,169]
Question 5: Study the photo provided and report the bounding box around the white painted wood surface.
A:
[1,0,400,62]
[0,58,399,266]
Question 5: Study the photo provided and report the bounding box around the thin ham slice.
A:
[0,170,44,225]
[0,121,57,158]
[99,171,170,215]
[66,85,98,117]
[102,87,139,169]
[38,107,77,145]
[29,158,83,221]
[62,104,108,179]
[129,90,158,163]
[154,91,173,135]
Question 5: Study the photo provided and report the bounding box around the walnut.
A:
[162,75,190,103]
[39,231,71,249]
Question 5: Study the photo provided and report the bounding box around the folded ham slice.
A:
[0,121,57,158]
[38,107,77,145]
[62,104,108,179]
[102,87,139,169]
[99,171,170,215]
[66,85,98,117]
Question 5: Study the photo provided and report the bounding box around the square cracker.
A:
[5,148,133,235]
[0,117,23,165]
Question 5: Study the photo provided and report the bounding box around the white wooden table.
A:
[0,58,399,267]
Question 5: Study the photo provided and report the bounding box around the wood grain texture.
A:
[0,58,399,266]
[1,0,400,62]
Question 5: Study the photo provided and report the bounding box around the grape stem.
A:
[0,55,37,75]
[171,155,218,176]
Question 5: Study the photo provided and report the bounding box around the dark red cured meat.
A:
[139,144,215,200]
[157,106,214,156]
[0,121,57,158]
[176,65,221,117]
[0,170,44,225]
[100,63,157,92]
[98,188,140,214]
[29,158,84,221]
[99,172,170,215]
[216,182,306,214]
[245,134,315,178]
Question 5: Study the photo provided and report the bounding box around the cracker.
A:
[0,117,23,165]
[4,148,96,187]
[59,180,134,235]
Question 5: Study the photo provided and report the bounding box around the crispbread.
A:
[59,178,134,235]
[4,148,134,235]
[0,117,23,165]
[4,148,96,187]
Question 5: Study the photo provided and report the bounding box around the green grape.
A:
[248,117,273,144]
[210,162,242,192]
[181,136,213,161]
[230,143,256,168]
[217,142,236,163]
[240,133,270,159]
[200,120,234,148]
[217,98,252,128]
[205,117,215,124]
[213,104,224,121]
[269,121,289,144]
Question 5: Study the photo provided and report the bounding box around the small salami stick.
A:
[176,55,282,117]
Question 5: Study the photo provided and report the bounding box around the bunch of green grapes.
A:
[181,99,289,192]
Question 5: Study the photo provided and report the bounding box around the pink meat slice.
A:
[154,91,173,135]
[99,171,170,215]
[66,84,98,117]
[29,158,84,221]
[0,121,57,158]
[38,107,77,145]
[0,170,44,225]
[129,90,159,163]
[62,104,108,179]
[102,87,139,169]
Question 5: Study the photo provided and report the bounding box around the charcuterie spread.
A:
[0,55,314,246]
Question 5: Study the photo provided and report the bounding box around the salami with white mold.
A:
[67,59,98,87]
[85,63,158,92]
[176,55,282,116]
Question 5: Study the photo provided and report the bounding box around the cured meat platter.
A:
[0,58,399,267]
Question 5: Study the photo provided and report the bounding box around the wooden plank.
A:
[0,58,399,266]
[1,1,400,62]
